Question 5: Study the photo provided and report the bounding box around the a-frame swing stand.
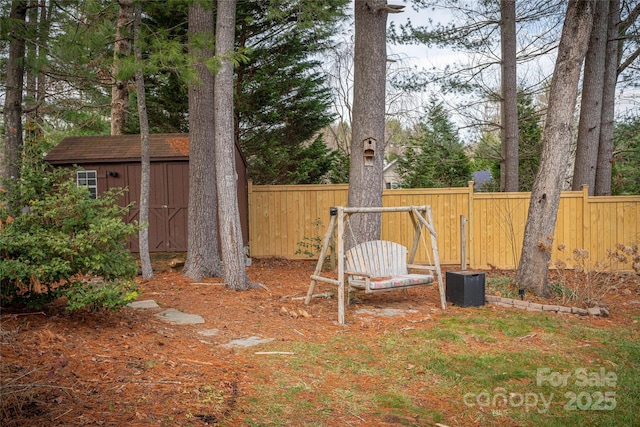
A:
[305,205,447,324]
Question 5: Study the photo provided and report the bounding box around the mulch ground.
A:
[1,256,638,426]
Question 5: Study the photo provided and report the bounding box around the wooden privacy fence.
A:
[248,182,640,271]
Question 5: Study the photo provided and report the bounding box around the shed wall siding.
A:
[46,134,249,253]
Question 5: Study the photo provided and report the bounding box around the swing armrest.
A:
[345,270,372,277]
[345,270,373,292]
[407,264,437,272]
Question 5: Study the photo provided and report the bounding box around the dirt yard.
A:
[1,255,638,426]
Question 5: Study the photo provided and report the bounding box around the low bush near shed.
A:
[0,170,138,311]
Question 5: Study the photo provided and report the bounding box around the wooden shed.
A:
[45,133,249,252]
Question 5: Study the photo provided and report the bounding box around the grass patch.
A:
[225,311,640,426]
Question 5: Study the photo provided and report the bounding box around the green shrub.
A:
[295,218,325,258]
[0,169,139,311]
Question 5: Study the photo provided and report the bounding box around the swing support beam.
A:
[305,205,447,325]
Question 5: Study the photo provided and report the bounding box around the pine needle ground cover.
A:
[1,258,638,426]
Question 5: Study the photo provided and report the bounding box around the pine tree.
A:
[612,116,640,195]
[214,0,256,291]
[123,0,347,185]
[2,0,27,203]
[234,0,347,184]
[516,0,595,297]
[396,101,471,189]
[472,91,543,192]
[347,0,393,247]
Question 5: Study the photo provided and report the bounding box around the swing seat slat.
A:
[345,240,434,293]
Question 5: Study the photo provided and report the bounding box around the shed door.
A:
[125,162,189,252]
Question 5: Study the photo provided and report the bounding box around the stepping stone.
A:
[156,308,204,325]
[221,336,274,348]
[356,308,419,317]
[198,329,221,337]
[128,299,160,309]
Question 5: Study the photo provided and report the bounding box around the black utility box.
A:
[446,271,485,307]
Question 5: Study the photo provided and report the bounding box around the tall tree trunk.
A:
[500,0,519,192]
[111,0,133,136]
[515,0,594,297]
[133,2,153,279]
[1,0,27,207]
[36,1,50,115]
[24,0,38,143]
[595,0,621,196]
[183,0,222,280]
[572,0,608,194]
[347,0,391,248]
[24,0,51,143]
[215,0,256,290]
[25,0,37,107]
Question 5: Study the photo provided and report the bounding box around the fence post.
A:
[247,179,253,255]
[460,215,467,270]
[468,181,475,269]
[582,185,590,267]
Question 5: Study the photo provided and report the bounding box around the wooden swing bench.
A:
[305,205,446,324]
[345,240,436,293]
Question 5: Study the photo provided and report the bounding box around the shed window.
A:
[76,170,97,199]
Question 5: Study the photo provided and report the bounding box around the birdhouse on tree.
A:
[363,137,376,167]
